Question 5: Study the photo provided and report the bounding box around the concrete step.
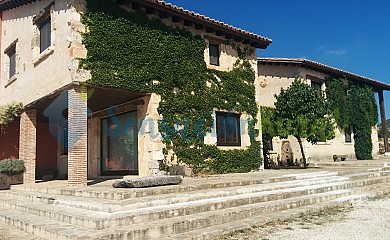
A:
[0,174,351,211]
[10,171,343,200]
[0,173,389,231]
[3,168,389,211]
[1,181,389,240]
[0,168,389,209]
[313,161,390,168]
[90,183,390,240]
[167,185,390,240]
[0,171,390,229]
[0,168,389,239]
[0,219,44,240]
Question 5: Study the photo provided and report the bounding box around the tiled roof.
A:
[0,0,272,48]
[258,58,390,91]
[145,0,272,45]
[0,0,36,11]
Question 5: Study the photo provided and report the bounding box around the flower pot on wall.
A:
[0,173,11,190]
[0,159,25,190]
[0,173,24,190]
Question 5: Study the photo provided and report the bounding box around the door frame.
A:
[100,110,139,176]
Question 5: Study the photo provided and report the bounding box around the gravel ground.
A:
[221,196,390,240]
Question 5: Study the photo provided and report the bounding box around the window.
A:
[209,43,220,66]
[4,39,18,81]
[216,112,241,146]
[307,75,324,97]
[8,47,16,79]
[39,16,51,53]
[311,80,323,96]
[345,126,352,143]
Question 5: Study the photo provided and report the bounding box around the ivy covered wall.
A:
[261,76,378,162]
[81,0,262,173]
[325,78,378,160]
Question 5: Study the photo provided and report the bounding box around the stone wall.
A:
[258,64,380,162]
[121,4,258,73]
[0,0,88,107]
[2,0,260,179]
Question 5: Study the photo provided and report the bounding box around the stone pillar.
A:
[379,91,389,152]
[19,109,37,184]
[68,85,88,186]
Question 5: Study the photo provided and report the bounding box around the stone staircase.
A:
[0,166,390,239]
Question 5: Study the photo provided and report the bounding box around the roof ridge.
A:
[147,0,272,43]
[257,57,390,90]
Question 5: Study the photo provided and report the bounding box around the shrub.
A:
[0,159,25,175]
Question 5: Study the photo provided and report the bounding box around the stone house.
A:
[0,0,271,186]
[257,58,390,164]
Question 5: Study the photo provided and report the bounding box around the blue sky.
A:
[166,0,390,121]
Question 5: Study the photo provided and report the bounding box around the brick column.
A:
[19,109,37,184]
[68,85,88,186]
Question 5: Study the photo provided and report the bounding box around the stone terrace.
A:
[0,159,390,239]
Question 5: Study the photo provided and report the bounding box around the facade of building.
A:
[0,0,271,186]
[257,58,390,164]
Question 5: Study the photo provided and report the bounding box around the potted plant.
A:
[0,159,25,190]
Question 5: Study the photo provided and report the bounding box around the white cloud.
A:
[326,50,347,56]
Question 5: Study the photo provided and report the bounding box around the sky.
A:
[166,0,390,122]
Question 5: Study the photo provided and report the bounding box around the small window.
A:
[209,43,220,66]
[311,81,323,96]
[345,126,352,143]
[4,40,17,80]
[307,75,324,97]
[8,47,16,79]
[40,16,51,53]
[216,112,241,146]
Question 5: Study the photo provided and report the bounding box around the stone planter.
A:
[0,173,23,190]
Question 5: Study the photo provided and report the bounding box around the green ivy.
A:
[325,78,350,129]
[325,78,378,160]
[0,159,25,176]
[349,85,378,159]
[82,0,262,173]
[0,102,23,126]
[260,106,275,166]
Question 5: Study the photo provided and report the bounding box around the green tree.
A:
[274,79,335,166]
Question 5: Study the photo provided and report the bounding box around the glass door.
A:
[101,110,138,175]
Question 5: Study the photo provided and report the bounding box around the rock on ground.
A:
[112,175,183,188]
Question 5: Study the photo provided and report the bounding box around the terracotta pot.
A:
[0,173,23,190]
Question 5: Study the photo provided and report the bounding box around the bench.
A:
[333,154,347,162]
